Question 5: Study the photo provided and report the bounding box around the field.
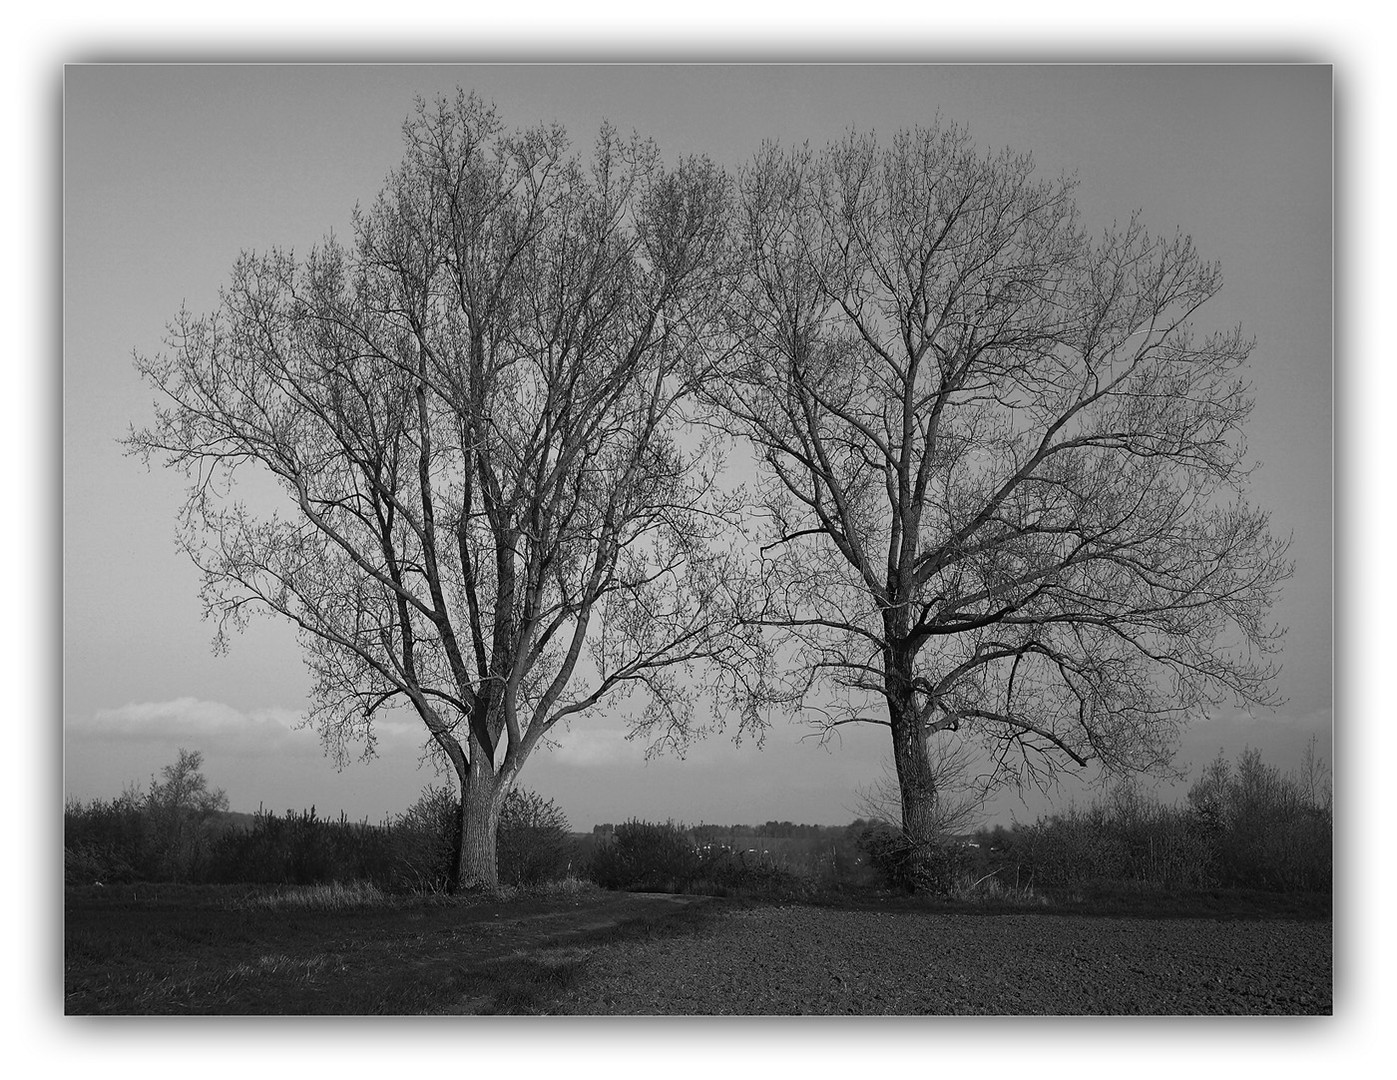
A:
[64,882,1331,1015]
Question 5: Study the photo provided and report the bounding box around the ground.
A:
[63,884,1331,1015]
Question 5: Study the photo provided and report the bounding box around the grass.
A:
[481,874,596,904]
[948,869,1050,906]
[453,952,592,1014]
[239,880,394,911]
[64,880,719,1015]
[787,870,1332,921]
[1033,881,1333,920]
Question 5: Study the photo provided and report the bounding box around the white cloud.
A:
[73,696,425,748]
[76,697,303,741]
[65,696,451,817]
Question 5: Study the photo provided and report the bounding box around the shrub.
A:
[64,787,147,885]
[65,749,230,884]
[853,824,968,893]
[1010,783,1215,892]
[588,820,699,892]
[389,784,459,893]
[497,788,573,888]
[691,846,812,899]
[994,745,1332,896]
[378,784,576,892]
[207,783,580,893]
[1186,743,1332,891]
[69,757,594,894]
[854,824,913,891]
[207,805,401,887]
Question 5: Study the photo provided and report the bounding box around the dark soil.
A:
[554,901,1332,1015]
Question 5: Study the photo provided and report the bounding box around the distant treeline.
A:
[592,821,872,841]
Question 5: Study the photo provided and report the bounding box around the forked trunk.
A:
[451,750,509,893]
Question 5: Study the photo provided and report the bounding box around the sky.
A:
[63,63,1332,831]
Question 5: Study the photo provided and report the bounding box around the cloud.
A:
[74,697,298,741]
[532,719,748,768]
[65,696,447,817]
[541,724,636,768]
[72,696,423,748]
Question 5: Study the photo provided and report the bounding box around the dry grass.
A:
[238,880,394,911]
[948,869,1049,906]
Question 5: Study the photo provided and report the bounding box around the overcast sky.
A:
[63,63,1331,829]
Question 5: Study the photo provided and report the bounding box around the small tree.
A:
[1186,743,1331,890]
[145,747,229,816]
[715,121,1291,889]
[128,91,757,890]
[143,748,230,880]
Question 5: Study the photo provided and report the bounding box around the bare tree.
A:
[715,122,1291,888]
[127,91,755,890]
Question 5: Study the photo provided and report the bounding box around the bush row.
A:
[66,744,1331,898]
[980,746,1332,894]
[65,757,574,892]
[588,819,816,899]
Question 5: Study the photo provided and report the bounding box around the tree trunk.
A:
[890,713,944,891]
[453,750,509,892]
[886,648,944,892]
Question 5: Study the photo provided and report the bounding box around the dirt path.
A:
[428,891,714,1014]
[441,889,710,947]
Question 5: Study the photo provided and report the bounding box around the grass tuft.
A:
[240,880,391,911]
[948,869,1049,906]
[528,874,598,900]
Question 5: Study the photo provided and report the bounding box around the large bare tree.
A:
[715,123,1291,887]
[128,92,755,890]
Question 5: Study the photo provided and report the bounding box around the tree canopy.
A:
[129,91,759,887]
[711,123,1289,863]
